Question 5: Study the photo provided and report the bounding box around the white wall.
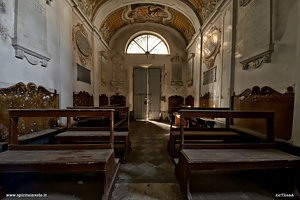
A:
[0,0,61,92]
[234,0,298,94]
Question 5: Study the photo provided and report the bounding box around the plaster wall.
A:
[234,0,298,94]
[0,0,61,93]
[107,22,187,112]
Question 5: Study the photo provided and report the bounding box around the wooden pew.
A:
[55,106,130,162]
[0,109,120,200]
[168,107,240,159]
[175,110,300,200]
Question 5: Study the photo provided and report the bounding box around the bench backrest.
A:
[178,109,275,149]
[67,106,129,131]
[8,109,115,148]
[170,107,230,131]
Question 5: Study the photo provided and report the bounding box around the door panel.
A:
[133,68,147,119]
[148,68,161,120]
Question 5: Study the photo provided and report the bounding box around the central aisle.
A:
[111,120,183,200]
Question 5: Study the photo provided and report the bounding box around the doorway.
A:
[133,68,161,120]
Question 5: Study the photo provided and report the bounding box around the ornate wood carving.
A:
[185,95,194,107]
[168,95,184,111]
[73,91,93,107]
[99,94,108,106]
[110,94,126,106]
[0,82,58,141]
[232,86,294,140]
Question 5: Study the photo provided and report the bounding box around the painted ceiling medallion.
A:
[72,23,93,66]
[122,4,173,23]
[202,26,221,69]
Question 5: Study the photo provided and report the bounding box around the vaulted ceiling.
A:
[75,0,220,44]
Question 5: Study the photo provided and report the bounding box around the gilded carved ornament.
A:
[202,26,221,69]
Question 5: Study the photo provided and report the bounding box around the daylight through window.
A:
[126,34,169,55]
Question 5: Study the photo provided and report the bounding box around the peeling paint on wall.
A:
[0,0,9,42]
[0,0,6,14]
[0,23,8,42]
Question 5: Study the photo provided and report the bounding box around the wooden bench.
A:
[55,106,131,162]
[0,109,120,200]
[168,107,240,159]
[175,110,300,200]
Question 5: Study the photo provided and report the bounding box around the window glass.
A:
[127,34,169,55]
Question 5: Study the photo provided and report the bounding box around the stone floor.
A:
[0,120,299,200]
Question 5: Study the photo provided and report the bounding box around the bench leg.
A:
[102,155,120,200]
[175,152,192,200]
[168,134,176,160]
[123,136,131,163]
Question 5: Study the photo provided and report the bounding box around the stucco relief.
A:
[201,0,220,22]
[74,0,93,19]
[72,23,93,67]
[202,26,221,69]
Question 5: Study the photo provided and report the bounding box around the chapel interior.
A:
[0,0,300,199]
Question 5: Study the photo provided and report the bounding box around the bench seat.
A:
[55,131,131,162]
[168,131,240,158]
[0,145,120,200]
[176,146,300,200]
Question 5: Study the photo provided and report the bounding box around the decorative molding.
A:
[241,53,272,70]
[202,26,221,69]
[201,0,221,22]
[111,52,124,89]
[72,23,93,67]
[74,0,92,19]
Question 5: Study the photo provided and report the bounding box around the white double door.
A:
[133,68,161,120]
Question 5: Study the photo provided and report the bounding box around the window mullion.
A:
[149,41,162,53]
[134,40,146,53]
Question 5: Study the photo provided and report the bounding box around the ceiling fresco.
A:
[99,4,196,44]
[75,0,220,44]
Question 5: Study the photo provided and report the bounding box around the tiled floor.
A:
[111,120,183,200]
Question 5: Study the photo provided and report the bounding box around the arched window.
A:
[126,34,169,55]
